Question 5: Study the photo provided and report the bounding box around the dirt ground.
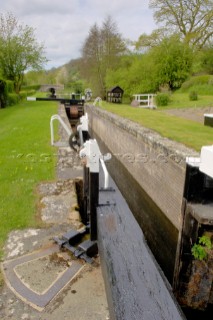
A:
[165,106,213,124]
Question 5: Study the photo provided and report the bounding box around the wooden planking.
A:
[97,169,186,320]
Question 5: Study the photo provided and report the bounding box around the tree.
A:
[150,35,193,90]
[106,54,159,97]
[106,35,193,96]
[81,23,104,96]
[81,16,126,97]
[0,79,7,108]
[200,45,213,74]
[134,28,167,51]
[0,12,47,93]
[149,0,213,48]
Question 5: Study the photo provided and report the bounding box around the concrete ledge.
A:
[86,105,198,165]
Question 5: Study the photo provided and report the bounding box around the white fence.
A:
[132,94,156,109]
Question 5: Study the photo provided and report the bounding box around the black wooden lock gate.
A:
[173,149,213,310]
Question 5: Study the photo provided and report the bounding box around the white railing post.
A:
[79,139,111,189]
[77,113,89,147]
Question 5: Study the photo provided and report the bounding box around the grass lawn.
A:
[160,92,213,109]
[99,96,213,151]
[0,100,58,266]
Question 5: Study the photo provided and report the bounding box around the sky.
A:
[1,0,156,69]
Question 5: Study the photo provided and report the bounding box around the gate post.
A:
[80,139,101,241]
[89,170,99,240]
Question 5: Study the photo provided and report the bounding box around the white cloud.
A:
[0,0,156,69]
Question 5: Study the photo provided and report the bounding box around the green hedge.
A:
[0,80,34,107]
[19,91,27,100]
[7,93,19,105]
[21,84,40,91]
[155,93,170,106]
[189,91,198,101]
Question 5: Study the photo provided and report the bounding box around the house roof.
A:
[108,86,124,93]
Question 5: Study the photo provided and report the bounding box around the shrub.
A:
[19,91,27,100]
[191,235,212,261]
[155,93,170,106]
[26,90,36,96]
[21,84,40,91]
[189,91,198,101]
[7,93,19,105]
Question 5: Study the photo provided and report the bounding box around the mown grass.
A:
[0,100,58,265]
[164,92,213,109]
[99,97,213,151]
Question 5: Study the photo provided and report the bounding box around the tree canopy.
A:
[81,16,127,97]
[150,35,193,90]
[149,0,213,48]
[105,35,193,97]
[0,12,47,93]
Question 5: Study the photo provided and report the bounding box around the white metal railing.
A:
[77,113,88,147]
[100,158,109,189]
[93,97,102,106]
[50,112,111,189]
[50,114,72,146]
[133,94,156,109]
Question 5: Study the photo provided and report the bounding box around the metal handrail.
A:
[100,158,109,189]
[93,97,102,106]
[50,114,72,146]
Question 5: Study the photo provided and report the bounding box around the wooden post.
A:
[89,171,99,241]
[82,166,89,226]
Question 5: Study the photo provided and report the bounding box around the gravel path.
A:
[165,106,213,124]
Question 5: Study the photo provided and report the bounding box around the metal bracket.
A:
[53,229,98,264]
[99,187,115,192]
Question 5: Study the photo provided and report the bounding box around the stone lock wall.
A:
[86,105,198,231]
